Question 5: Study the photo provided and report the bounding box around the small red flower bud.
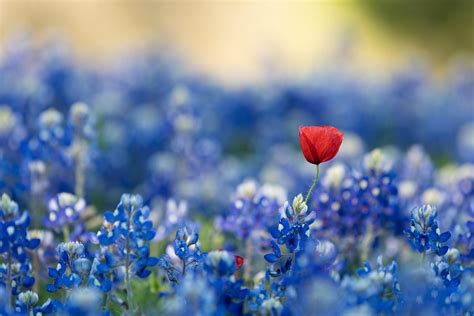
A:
[299,126,343,165]
[218,249,244,269]
[235,255,244,269]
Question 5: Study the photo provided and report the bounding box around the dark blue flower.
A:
[405,205,451,255]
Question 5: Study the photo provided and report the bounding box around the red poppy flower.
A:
[299,126,343,165]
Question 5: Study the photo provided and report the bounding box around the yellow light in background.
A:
[1,1,472,85]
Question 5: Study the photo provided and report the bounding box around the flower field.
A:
[0,35,473,316]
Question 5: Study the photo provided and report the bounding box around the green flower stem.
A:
[244,236,253,283]
[125,205,136,314]
[63,226,70,242]
[74,138,85,199]
[304,164,320,204]
[6,249,12,311]
[182,259,186,276]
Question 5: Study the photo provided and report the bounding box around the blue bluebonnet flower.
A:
[204,250,238,277]
[37,108,67,148]
[157,226,203,284]
[405,205,451,255]
[248,271,288,315]
[203,250,248,314]
[0,286,6,315]
[68,102,95,199]
[27,160,49,197]
[0,194,40,260]
[153,199,189,241]
[14,290,41,314]
[95,193,158,313]
[160,272,217,316]
[87,251,117,293]
[398,145,435,189]
[29,230,58,265]
[69,102,94,140]
[97,194,158,279]
[342,256,400,314]
[0,261,36,299]
[312,149,402,250]
[161,250,248,315]
[265,194,314,268]
[173,227,201,275]
[46,241,91,292]
[247,273,272,312]
[216,179,286,240]
[431,248,463,294]
[452,220,474,263]
[0,194,39,309]
[158,253,180,284]
[15,290,57,315]
[2,35,474,316]
[293,239,337,274]
[0,106,20,141]
[436,164,474,233]
[259,297,284,316]
[0,106,29,199]
[44,192,86,234]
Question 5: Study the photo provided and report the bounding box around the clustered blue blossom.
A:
[97,194,158,281]
[405,205,451,255]
[265,194,314,266]
[343,256,400,314]
[46,241,91,292]
[44,192,86,234]
[0,194,39,308]
[0,36,473,315]
[216,179,287,240]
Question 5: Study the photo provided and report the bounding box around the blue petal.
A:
[438,232,451,243]
[48,268,58,278]
[264,253,279,263]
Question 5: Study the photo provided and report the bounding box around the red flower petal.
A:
[299,126,343,165]
[217,249,244,270]
[235,255,244,269]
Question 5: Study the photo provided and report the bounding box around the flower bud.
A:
[18,291,39,306]
[292,194,307,216]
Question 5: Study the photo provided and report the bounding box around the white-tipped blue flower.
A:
[70,102,90,128]
[1,193,19,217]
[323,163,346,189]
[406,205,451,255]
[259,297,283,316]
[57,241,85,260]
[0,106,16,136]
[412,205,437,233]
[120,193,143,211]
[363,149,392,173]
[39,108,63,129]
[72,257,92,278]
[18,291,38,306]
[46,192,86,228]
[204,250,236,276]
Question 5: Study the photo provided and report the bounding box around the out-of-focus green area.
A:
[0,1,473,84]
[362,0,474,61]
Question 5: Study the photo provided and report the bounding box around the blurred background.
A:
[2,0,473,84]
[0,0,473,210]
